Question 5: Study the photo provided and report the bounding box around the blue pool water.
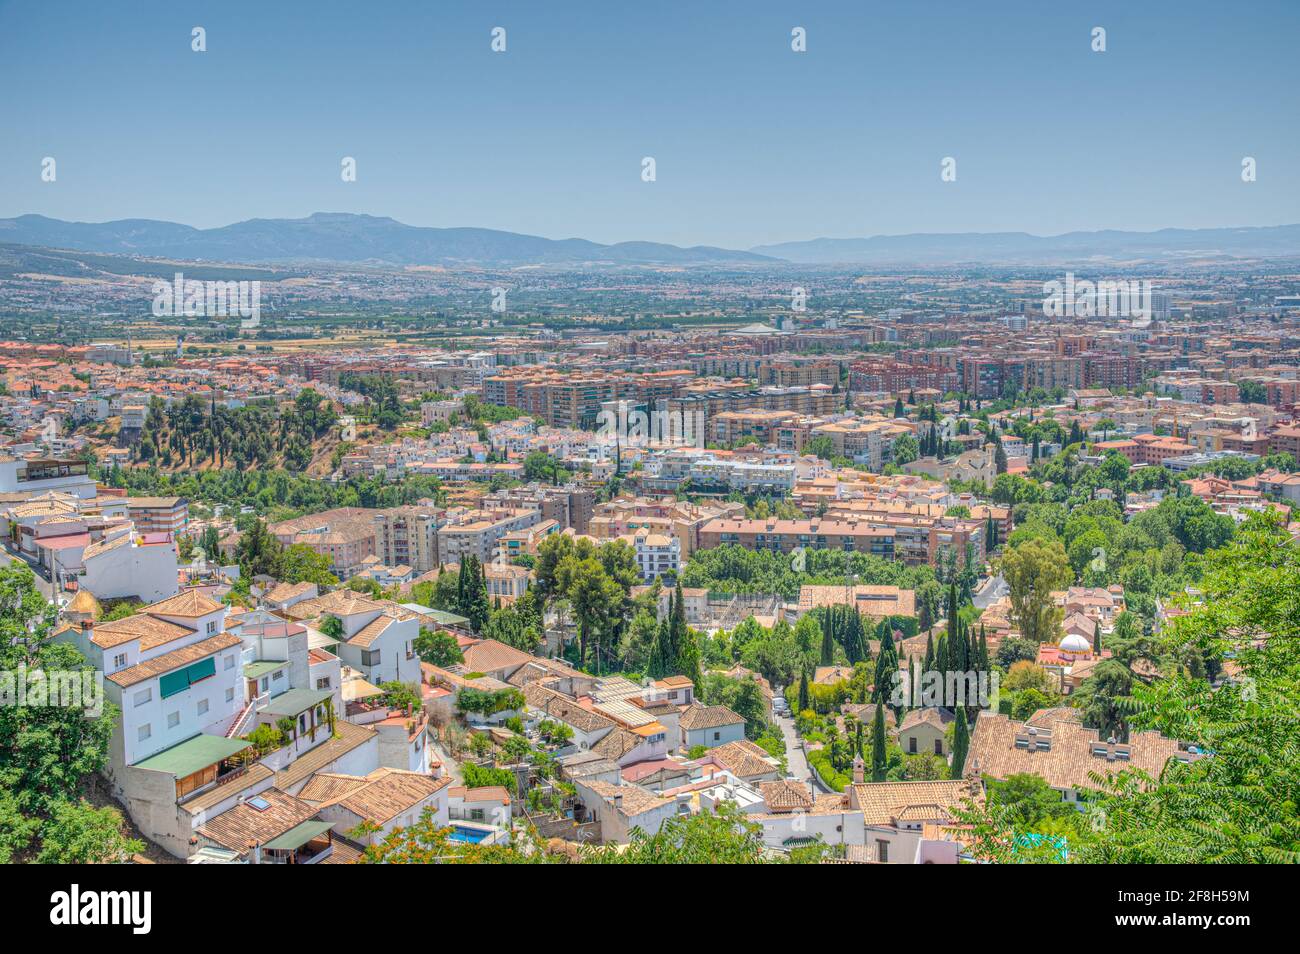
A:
[449,825,491,844]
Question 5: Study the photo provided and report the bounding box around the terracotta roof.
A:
[89,613,194,651]
[197,787,318,853]
[461,638,534,675]
[848,779,977,826]
[145,590,224,618]
[107,632,241,688]
[968,712,1188,793]
[708,739,779,779]
[581,779,670,817]
[523,682,616,734]
[679,703,745,731]
[760,779,815,812]
[308,768,450,824]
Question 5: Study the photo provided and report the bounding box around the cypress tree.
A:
[820,615,835,666]
[797,667,811,713]
[951,707,970,779]
[870,704,888,782]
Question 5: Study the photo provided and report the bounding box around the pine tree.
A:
[950,707,970,779]
[870,703,888,782]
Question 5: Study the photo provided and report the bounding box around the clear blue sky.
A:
[1,0,1297,248]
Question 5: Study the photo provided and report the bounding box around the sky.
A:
[1,0,1298,249]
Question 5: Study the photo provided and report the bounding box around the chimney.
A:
[852,755,865,785]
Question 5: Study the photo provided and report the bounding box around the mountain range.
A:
[0,213,1296,267]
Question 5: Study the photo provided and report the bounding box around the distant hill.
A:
[751,225,1300,264]
[0,212,774,267]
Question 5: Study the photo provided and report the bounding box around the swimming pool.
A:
[448,825,492,844]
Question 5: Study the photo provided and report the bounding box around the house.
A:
[897,707,952,758]
[194,787,338,864]
[574,779,679,844]
[702,739,782,783]
[448,785,512,826]
[968,709,1191,807]
[751,780,867,852]
[301,767,451,846]
[679,704,746,750]
[846,777,979,863]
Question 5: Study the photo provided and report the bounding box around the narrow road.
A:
[774,710,810,783]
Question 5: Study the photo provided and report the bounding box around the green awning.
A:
[134,734,251,778]
[263,819,335,852]
[244,660,284,680]
[260,687,334,717]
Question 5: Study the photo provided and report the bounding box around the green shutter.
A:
[159,657,218,698]
[186,657,216,685]
[159,670,189,698]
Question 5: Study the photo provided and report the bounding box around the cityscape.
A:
[0,0,1295,911]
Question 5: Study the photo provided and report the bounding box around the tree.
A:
[456,555,491,632]
[892,433,919,465]
[583,801,768,864]
[870,704,888,782]
[0,565,132,863]
[234,518,282,578]
[564,558,623,672]
[414,628,463,667]
[797,668,811,713]
[999,538,1072,643]
[950,707,969,779]
[35,799,143,864]
[275,543,338,587]
[1074,659,1134,741]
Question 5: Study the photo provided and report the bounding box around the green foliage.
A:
[414,628,464,667]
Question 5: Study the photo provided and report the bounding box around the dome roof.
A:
[1059,633,1091,654]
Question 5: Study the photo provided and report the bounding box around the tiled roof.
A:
[307,768,450,824]
[522,682,616,734]
[146,590,224,618]
[197,787,318,853]
[760,778,815,812]
[581,779,670,817]
[968,712,1186,793]
[90,614,194,651]
[708,739,778,778]
[679,703,745,731]
[848,779,977,826]
[107,632,241,688]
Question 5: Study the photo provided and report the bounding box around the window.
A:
[197,699,209,716]
[225,687,235,702]
[272,670,284,682]
[316,677,331,690]
[934,739,943,755]
[876,839,889,863]
[112,653,128,671]
[224,655,236,670]
[259,677,269,692]
[137,724,151,742]
[134,688,152,707]
[206,620,217,635]
[908,737,917,754]
[167,711,180,729]
[713,731,720,741]
[362,649,382,667]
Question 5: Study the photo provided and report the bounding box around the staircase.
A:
[224,699,256,739]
